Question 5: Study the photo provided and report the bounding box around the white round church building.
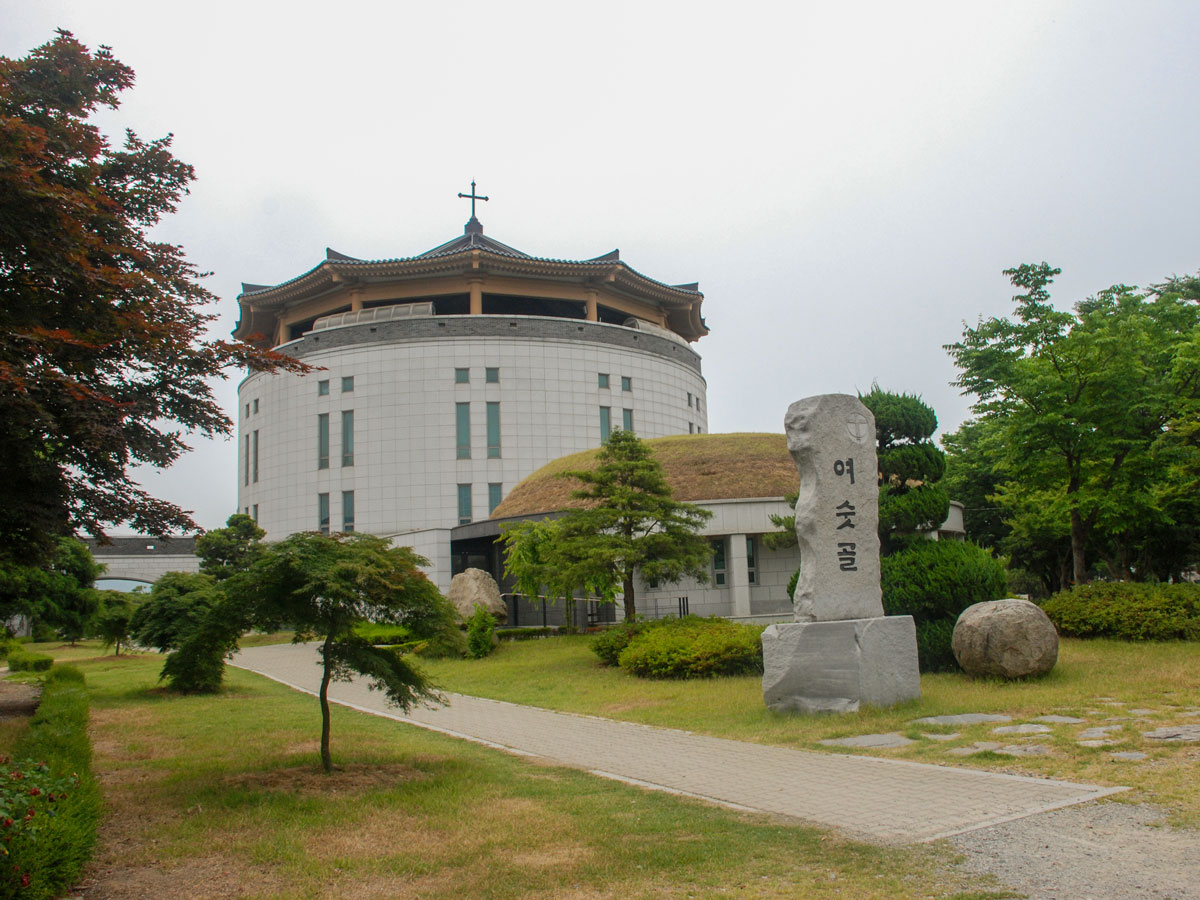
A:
[234,211,709,591]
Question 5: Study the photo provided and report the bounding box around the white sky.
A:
[6,1,1200,531]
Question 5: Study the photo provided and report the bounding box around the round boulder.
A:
[952,598,1058,679]
[446,568,508,624]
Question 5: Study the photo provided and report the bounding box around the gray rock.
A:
[911,713,1012,726]
[1143,725,1200,742]
[446,568,508,623]
[922,732,960,742]
[1128,708,1156,716]
[761,616,920,713]
[946,741,1003,756]
[1031,715,1086,724]
[785,394,883,622]
[1080,725,1121,739]
[1111,751,1148,760]
[1078,739,1120,747]
[819,732,914,749]
[991,723,1052,735]
[996,744,1052,757]
[952,598,1059,679]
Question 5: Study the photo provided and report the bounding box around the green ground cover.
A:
[2,653,1005,900]
[419,635,1200,826]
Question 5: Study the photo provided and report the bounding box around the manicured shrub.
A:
[590,615,702,667]
[914,619,959,673]
[497,627,555,641]
[0,636,21,661]
[881,540,1007,623]
[466,606,498,659]
[1041,582,1200,641]
[1,667,100,900]
[617,618,764,679]
[6,651,52,673]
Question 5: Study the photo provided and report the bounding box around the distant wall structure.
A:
[87,536,200,588]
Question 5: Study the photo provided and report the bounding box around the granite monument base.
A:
[761,615,921,714]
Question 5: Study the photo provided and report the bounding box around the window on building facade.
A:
[488,483,503,514]
[456,402,470,458]
[253,398,259,414]
[621,376,632,392]
[622,408,633,432]
[318,493,330,535]
[455,367,469,384]
[244,434,250,486]
[486,402,501,458]
[485,367,499,383]
[245,403,250,418]
[318,379,329,396]
[599,406,611,443]
[687,392,692,408]
[317,413,330,469]
[342,376,354,392]
[342,491,355,532]
[598,373,609,389]
[252,504,258,523]
[341,410,354,467]
[688,422,694,434]
[746,536,757,584]
[457,484,472,524]
[712,539,726,586]
[251,430,259,483]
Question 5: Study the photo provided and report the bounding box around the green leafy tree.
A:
[129,571,223,652]
[195,513,265,580]
[512,430,713,621]
[224,533,452,772]
[0,32,307,567]
[93,590,137,655]
[0,537,101,642]
[501,518,584,630]
[946,263,1200,585]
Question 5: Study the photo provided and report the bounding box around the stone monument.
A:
[761,394,921,713]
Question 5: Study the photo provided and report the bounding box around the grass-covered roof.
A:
[490,433,798,519]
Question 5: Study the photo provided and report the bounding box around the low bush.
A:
[590,615,704,667]
[914,619,959,673]
[1041,582,1200,641]
[466,606,498,659]
[497,627,555,641]
[881,540,1007,623]
[354,622,413,646]
[0,637,20,661]
[617,618,764,679]
[6,651,52,673]
[1,665,100,900]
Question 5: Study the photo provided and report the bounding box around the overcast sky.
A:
[6,1,1200,532]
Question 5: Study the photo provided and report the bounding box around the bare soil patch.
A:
[224,762,427,795]
[0,680,41,718]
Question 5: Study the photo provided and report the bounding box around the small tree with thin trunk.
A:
[225,532,452,772]
[537,430,714,621]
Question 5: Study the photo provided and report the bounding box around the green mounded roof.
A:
[490,433,798,519]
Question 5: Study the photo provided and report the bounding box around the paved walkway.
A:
[232,643,1124,844]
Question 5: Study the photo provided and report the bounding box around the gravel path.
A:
[951,801,1200,900]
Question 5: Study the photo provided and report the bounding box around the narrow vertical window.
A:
[488,483,503,514]
[317,413,330,469]
[712,539,726,586]
[599,406,611,443]
[598,373,609,389]
[318,379,330,396]
[689,422,694,434]
[456,402,470,458]
[455,367,469,384]
[244,403,250,417]
[621,376,632,392]
[457,484,472,524]
[342,376,354,392]
[746,536,757,584]
[687,392,692,408]
[342,490,355,532]
[486,402,501,458]
[251,504,258,523]
[251,430,259,483]
[622,408,633,433]
[341,410,354,467]
[244,434,250,486]
[485,367,499,383]
[318,493,330,535]
[253,398,259,414]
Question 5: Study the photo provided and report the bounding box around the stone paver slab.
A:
[234,643,1125,844]
[992,724,1051,735]
[911,713,1011,726]
[819,733,913,749]
[1143,725,1200,742]
[1031,715,1086,724]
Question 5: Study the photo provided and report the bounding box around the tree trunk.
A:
[1070,507,1091,586]
[623,570,637,621]
[319,635,333,773]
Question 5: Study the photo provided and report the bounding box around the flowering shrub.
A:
[0,759,81,893]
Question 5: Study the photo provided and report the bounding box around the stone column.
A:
[468,277,484,315]
[761,394,920,714]
[585,289,598,322]
[727,533,751,617]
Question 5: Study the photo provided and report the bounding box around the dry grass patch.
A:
[226,762,427,796]
[79,854,286,900]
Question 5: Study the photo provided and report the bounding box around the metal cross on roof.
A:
[457,180,489,218]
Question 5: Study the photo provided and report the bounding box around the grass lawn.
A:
[1,651,1009,900]
[418,635,1200,826]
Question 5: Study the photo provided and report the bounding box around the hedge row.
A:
[593,616,764,679]
[1041,582,1200,641]
[1,665,100,900]
[6,651,52,673]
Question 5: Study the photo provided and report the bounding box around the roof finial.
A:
[457,179,489,234]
